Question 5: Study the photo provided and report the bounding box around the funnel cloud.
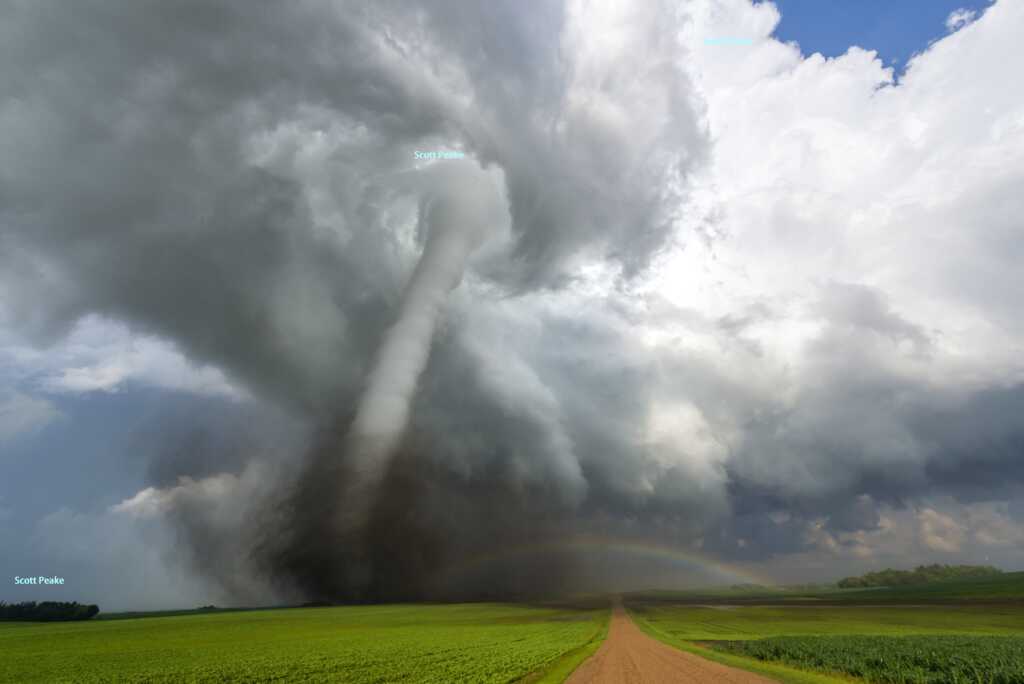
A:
[346,163,507,522]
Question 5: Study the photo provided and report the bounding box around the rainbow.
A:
[437,535,775,587]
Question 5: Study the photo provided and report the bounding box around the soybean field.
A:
[0,602,608,683]
[713,635,1024,683]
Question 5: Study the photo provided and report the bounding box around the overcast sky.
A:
[2,0,1023,609]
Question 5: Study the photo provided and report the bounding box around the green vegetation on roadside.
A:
[0,602,607,683]
[837,564,1003,589]
[713,635,1024,683]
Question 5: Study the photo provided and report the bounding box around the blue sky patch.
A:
[768,0,993,70]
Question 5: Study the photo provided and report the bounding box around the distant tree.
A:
[838,564,1002,589]
[0,601,100,621]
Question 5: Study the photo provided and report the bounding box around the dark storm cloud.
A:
[1,0,715,601]
[1,0,703,406]
[4,0,1024,605]
[702,283,1024,561]
[0,1,438,414]
[914,386,1024,501]
[138,399,306,489]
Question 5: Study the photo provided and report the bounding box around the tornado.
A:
[338,162,506,534]
[264,162,512,602]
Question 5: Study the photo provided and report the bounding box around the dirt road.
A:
[566,603,777,683]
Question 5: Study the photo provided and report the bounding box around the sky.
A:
[1,0,1023,610]
[770,0,995,70]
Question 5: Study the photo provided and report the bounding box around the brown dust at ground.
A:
[566,602,778,683]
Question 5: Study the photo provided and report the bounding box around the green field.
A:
[715,635,1024,683]
[0,602,608,683]
[6,573,1023,683]
[627,601,1024,681]
[626,574,1024,683]
[627,570,1024,605]
[627,604,1024,640]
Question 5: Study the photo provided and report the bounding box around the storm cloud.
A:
[2,0,1024,607]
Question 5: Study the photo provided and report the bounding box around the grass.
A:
[0,602,609,683]
[625,604,1024,640]
[626,570,1024,605]
[837,571,1024,602]
[714,635,1024,683]
[94,606,282,620]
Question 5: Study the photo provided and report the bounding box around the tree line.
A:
[838,564,1002,589]
[0,601,100,621]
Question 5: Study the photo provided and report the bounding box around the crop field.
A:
[626,595,1024,683]
[713,635,1024,683]
[842,571,1024,602]
[627,571,1024,605]
[0,602,608,683]
[626,603,1024,640]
